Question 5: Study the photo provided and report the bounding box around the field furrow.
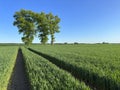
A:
[7,49,30,90]
[22,47,92,90]
[30,44,120,90]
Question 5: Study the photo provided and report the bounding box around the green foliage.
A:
[13,9,60,45]
[21,47,91,90]
[13,9,37,45]
[30,44,120,90]
[36,12,49,44]
[46,13,60,45]
[0,46,18,90]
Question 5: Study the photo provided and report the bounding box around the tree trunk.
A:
[51,34,54,45]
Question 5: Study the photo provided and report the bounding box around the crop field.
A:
[30,44,120,90]
[0,44,120,90]
[0,46,18,90]
[22,47,90,90]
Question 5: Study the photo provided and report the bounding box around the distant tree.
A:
[13,9,36,45]
[46,13,60,45]
[102,42,109,44]
[74,42,79,44]
[64,42,68,44]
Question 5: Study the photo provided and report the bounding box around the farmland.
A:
[0,46,18,90]
[22,47,91,90]
[0,44,120,90]
[29,44,120,90]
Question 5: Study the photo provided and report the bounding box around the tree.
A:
[13,9,60,45]
[35,12,49,44]
[13,9,36,45]
[46,13,60,45]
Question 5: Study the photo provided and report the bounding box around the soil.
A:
[7,49,30,90]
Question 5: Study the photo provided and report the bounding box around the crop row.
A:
[30,44,120,90]
[0,46,18,90]
[21,47,91,90]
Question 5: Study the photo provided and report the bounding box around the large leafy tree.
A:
[13,9,36,45]
[13,9,60,45]
[35,12,49,44]
[46,13,60,45]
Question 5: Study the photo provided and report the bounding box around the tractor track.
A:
[7,49,30,90]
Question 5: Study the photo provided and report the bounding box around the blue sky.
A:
[0,0,120,43]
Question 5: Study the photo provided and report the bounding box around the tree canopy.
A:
[13,9,60,45]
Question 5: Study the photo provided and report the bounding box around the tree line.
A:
[13,9,60,45]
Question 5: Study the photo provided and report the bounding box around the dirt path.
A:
[7,49,30,90]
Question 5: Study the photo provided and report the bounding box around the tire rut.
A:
[7,48,30,90]
[28,48,97,90]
